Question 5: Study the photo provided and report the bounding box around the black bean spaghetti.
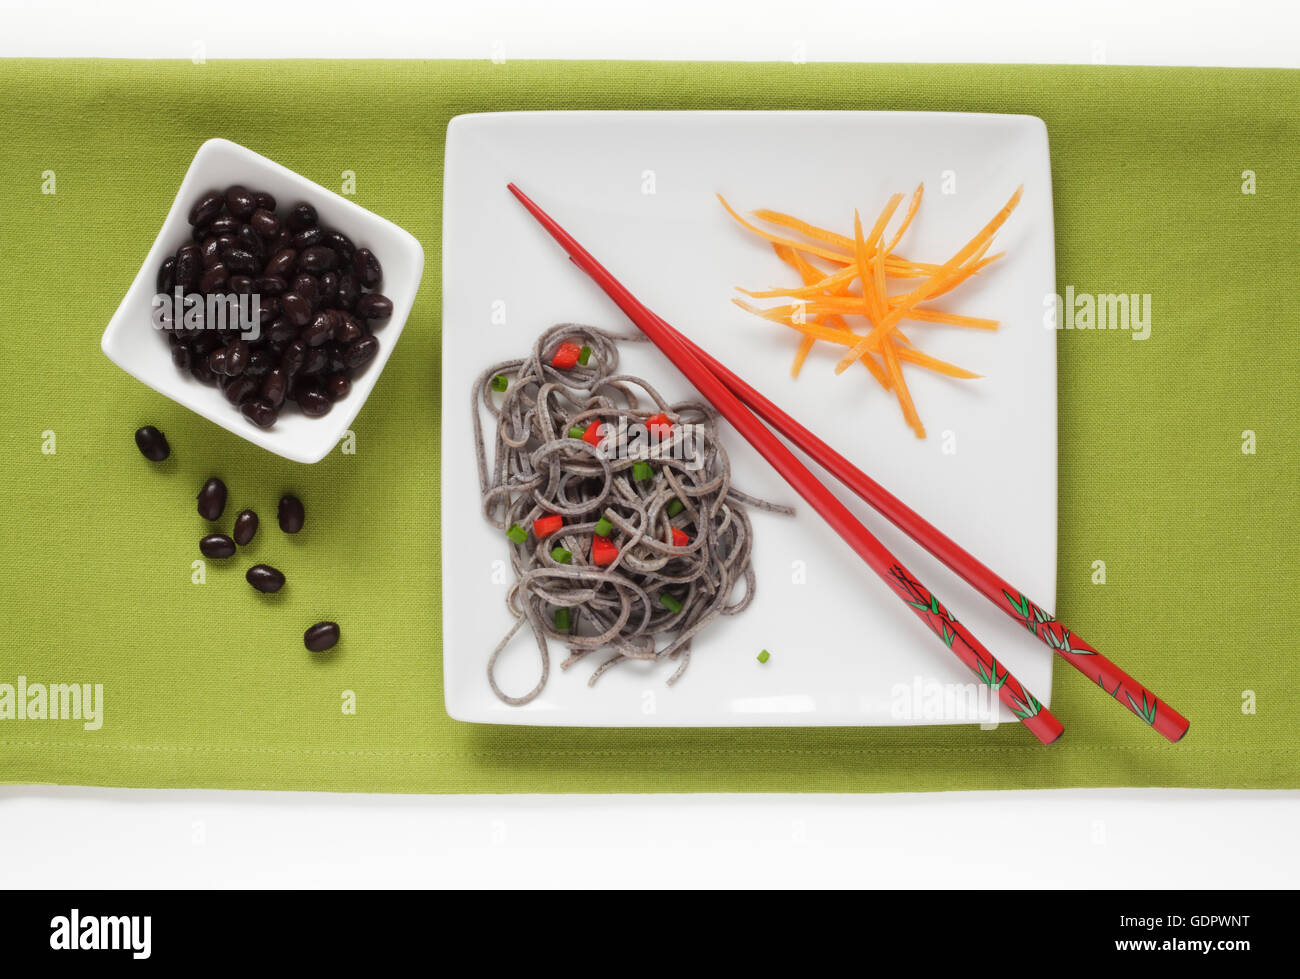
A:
[472,324,791,705]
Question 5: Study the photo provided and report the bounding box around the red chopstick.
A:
[509,183,1064,745]
[654,312,1189,742]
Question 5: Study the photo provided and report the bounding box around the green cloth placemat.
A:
[0,60,1296,793]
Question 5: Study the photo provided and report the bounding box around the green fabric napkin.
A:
[0,60,1296,794]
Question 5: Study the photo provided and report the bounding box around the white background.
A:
[1,0,1297,889]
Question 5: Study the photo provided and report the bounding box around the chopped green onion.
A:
[491,375,508,393]
[551,546,573,564]
[666,498,684,517]
[554,608,571,633]
[594,517,613,537]
[659,593,683,614]
[632,460,653,482]
[505,524,528,544]
[577,345,592,366]
[568,425,586,439]
[757,649,771,664]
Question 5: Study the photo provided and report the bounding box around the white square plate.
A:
[442,111,1056,726]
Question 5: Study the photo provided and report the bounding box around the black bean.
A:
[236,223,265,260]
[188,190,224,226]
[324,230,354,262]
[280,340,307,376]
[336,272,360,309]
[302,312,333,347]
[134,425,170,462]
[222,375,259,405]
[197,477,227,520]
[240,398,278,428]
[244,347,271,377]
[317,271,339,304]
[292,227,324,250]
[171,344,191,370]
[352,247,382,288]
[246,564,285,593]
[256,275,287,296]
[332,312,362,343]
[157,256,176,294]
[261,367,289,408]
[207,346,228,376]
[226,184,257,219]
[222,338,248,376]
[199,533,236,559]
[325,373,351,401]
[278,495,305,534]
[297,245,336,273]
[199,263,229,293]
[287,202,318,232]
[289,274,317,305]
[304,621,340,652]
[254,190,277,212]
[232,508,259,546]
[267,317,297,344]
[297,387,332,416]
[201,237,223,268]
[355,293,393,323]
[344,335,380,369]
[256,297,279,325]
[281,291,312,326]
[302,347,328,376]
[209,215,241,236]
[229,274,254,295]
[175,244,201,289]
[250,208,280,238]
[223,249,258,276]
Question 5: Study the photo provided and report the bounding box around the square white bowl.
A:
[443,111,1056,726]
[101,137,424,464]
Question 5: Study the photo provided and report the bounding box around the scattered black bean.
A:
[278,495,305,534]
[197,477,227,520]
[304,621,340,652]
[287,202,317,232]
[297,387,332,417]
[232,509,259,546]
[246,564,285,593]
[134,425,170,462]
[226,184,256,219]
[199,533,237,559]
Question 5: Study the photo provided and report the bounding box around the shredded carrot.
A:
[724,185,1022,438]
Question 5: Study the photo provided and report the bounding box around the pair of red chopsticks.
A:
[508,183,1189,745]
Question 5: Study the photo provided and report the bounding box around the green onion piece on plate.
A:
[757,649,771,664]
[666,498,684,517]
[551,546,573,564]
[577,345,592,366]
[659,593,683,613]
[568,425,586,439]
[633,461,653,482]
[491,375,508,393]
[554,608,571,633]
[506,524,527,544]
[594,516,613,537]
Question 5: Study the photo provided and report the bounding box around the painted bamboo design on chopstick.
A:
[888,565,1045,723]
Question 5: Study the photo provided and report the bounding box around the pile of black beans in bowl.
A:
[158,185,393,428]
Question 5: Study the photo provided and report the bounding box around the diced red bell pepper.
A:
[646,412,673,439]
[591,535,618,566]
[551,342,583,370]
[670,527,690,547]
[582,421,604,447]
[532,514,563,538]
